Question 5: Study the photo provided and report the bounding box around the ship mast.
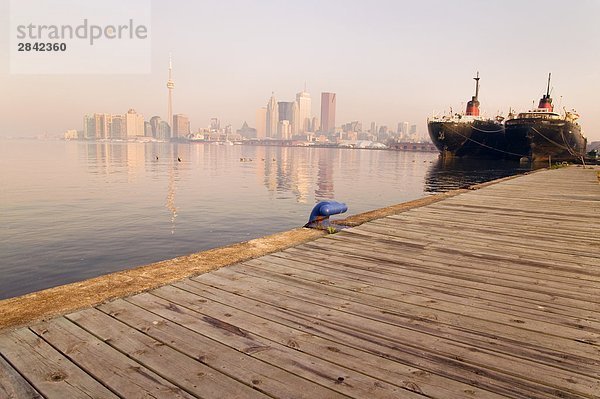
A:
[474,71,480,100]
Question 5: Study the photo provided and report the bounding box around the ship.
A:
[505,73,587,162]
[427,73,505,158]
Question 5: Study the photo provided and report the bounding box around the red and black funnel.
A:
[538,73,553,111]
[465,72,480,116]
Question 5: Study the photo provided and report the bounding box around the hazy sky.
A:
[1,0,599,140]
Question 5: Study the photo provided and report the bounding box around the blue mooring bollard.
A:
[305,201,348,230]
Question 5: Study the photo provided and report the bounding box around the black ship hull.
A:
[427,120,505,158]
[505,119,586,162]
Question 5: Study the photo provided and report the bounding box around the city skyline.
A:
[1,0,599,141]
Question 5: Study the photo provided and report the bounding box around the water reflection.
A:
[424,157,534,192]
[2,139,533,299]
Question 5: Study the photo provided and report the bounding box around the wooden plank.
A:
[272,248,600,327]
[327,230,600,284]
[66,307,269,399]
[387,212,600,245]
[192,268,600,382]
[183,274,598,399]
[0,354,43,399]
[282,245,600,315]
[97,298,348,399]
[156,283,521,399]
[229,258,600,367]
[29,317,195,399]
[298,240,600,304]
[356,219,600,261]
[349,223,600,269]
[128,290,422,399]
[0,328,118,399]
[369,217,600,254]
[166,280,512,399]
[320,232,600,292]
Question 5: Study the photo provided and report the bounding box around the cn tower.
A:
[166,54,175,134]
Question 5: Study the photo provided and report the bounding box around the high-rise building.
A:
[295,88,311,134]
[266,92,278,138]
[278,120,291,140]
[158,121,171,140]
[311,116,320,133]
[172,114,190,138]
[256,107,267,139]
[111,115,126,139]
[149,116,162,138]
[320,92,336,134]
[277,101,295,139]
[166,55,175,133]
[126,109,145,137]
[144,122,152,137]
[210,118,220,132]
[291,101,300,135]
[83,113,110,140]
[84,114,95,139]
[278,102,294,122]
[410,124,418,141]
[402,121,409,136]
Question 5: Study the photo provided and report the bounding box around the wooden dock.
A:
[1,166,599,399]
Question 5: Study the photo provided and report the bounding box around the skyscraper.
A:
[291,102,300,135]
[320,92,336,134]
[295,88,311,134]
[311,116,320,133]
[126,109,144,137]
[256,107,267,139]
[111,115,125,139]
[278,102,294,122]
[83,114,95,139]
[150,116,162,138]
[266,92,278,138]
[172,114,190,138]
[278,120,291,140]
[166,54,175,133]
[83,113,111,140]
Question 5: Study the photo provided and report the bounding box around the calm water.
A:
[0,140,533,299]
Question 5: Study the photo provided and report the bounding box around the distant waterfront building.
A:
[126,109,145,137]
[210,118,220,132]
[237,121,256,139]
[320,92,336,134]
[296,88,311,134]
[266,92,278,138]
[278,102,294,123]
[144,121,152,137]
[64,129,78,140]
[278,101,295,139]
[310,116,320,133]
[278,120,291,140]
[111,115,126,139]
[291,101,300,135]
[256,107,267,139]
[83,114,95,139]
[158,120,171,140]
[149,116,162,138]
[84,113,111,140]
[172,114,190,138]
[410,124,418,141]
[402,121,409,136]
